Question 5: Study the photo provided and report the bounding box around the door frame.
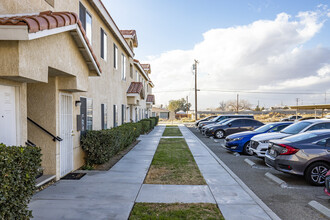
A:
[59,92,73,177]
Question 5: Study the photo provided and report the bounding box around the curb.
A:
[265,172,288,188]
[244,158,256,167]
[184,127,281,220]
[308,200,330,219]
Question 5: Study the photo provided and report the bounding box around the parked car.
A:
[250,119,330,159]
[298,117,320,121]
[195,115,217,127]
[204,118,264,139]
[201,119,231,135]
[324,170,330,196]
[198,114,254,131]
[223,122,292,155]
[265,130,330,186]
[281,115,302,121]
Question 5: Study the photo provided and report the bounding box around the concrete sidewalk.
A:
[30,125,280,220]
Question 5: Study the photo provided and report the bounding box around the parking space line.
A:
[244,158,256,167]
[308,200,330,219]
[265,172,288,188]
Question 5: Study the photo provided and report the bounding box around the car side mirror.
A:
[326,139,330,147]
[228,123,232,127]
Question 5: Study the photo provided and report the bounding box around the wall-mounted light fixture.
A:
[75,100,81,107]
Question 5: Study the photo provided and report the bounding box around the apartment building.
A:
[0,0,155,180]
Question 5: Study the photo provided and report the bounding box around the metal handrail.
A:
[27,117,63,142]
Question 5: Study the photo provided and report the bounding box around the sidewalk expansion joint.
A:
[265,172,288,188]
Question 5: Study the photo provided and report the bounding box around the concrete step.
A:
[35,175,56,188]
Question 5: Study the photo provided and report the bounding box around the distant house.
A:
[152,107,170,119]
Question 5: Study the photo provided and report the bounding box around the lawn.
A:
[129,203,224,220]
[145,138,205,185]
[163,127,183,136]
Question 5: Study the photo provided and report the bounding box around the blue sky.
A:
[104,0,330,109]
[105,0,330,60]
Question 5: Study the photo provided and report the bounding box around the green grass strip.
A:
[129,203,224,220]
[145,138,206,185]
[163,127,183,136]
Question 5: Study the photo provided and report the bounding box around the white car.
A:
[250,119,330,158]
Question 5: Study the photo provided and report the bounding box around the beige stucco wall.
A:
[27,77,57,175]
[0,41,19,78]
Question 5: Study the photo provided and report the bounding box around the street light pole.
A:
[194,60,199,121]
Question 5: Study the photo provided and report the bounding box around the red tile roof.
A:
[141,64,151,74]
[127,82,143,94]
[0,11,101,74]
[0,11,78,33]
[147,94,155,104]
[120,30,136,36]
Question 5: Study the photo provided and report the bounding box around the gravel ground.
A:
[188,126,330,220]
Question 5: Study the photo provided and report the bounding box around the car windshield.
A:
[217,119,230,124]
[280,122,312,135]
[283,132,318,142]
[254,124,276,133]
[210,116,220,122]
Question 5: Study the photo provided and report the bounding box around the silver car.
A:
[250,119,330,158]
[265,130,330,186]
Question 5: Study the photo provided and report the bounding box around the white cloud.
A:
[147,8,330,108]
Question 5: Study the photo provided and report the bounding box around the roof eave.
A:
[0,24,101,76]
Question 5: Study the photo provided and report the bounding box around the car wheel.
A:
[305,162,330,186]
[243,141,253,156]
[214,130,225,139]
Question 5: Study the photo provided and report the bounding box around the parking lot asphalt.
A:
[188,126,330,220]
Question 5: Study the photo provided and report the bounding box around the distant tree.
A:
[255,105,261,111]
[226,99,252,112]
[217,101,227,111]
[168,98,191,113]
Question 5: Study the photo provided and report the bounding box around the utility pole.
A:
[193,60,199,121]
[236,94,239,113]
[296,98,299,118]
[325,92,327,104]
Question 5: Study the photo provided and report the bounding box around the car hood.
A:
[226,131,261,139]
[251,132,291,141]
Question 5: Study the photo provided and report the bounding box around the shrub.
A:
[0,144,42,219]
[150,118,156,127]
[139,120,151,133]
[150,116,159,125]
[81,122,145,165]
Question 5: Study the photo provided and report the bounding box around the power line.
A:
[153,88,325,95]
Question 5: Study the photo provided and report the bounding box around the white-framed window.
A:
[100,28,107,61]
[130,64,133,79]
[113,105,118,127]
[121,53,126,80]
[86,98,93,130]
[136,71,138,82]
[79,2,92,42]
[101,104,107,129]
[114,44,118,69]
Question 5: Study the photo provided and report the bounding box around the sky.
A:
[104,0,330,109]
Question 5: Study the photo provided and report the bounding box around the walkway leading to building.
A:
[29,125,280,220]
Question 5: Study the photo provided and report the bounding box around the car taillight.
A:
[278,144,299,155]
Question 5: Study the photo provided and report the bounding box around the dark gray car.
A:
[265,130,330,186]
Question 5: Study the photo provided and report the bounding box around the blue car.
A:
[222,122,293,155]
